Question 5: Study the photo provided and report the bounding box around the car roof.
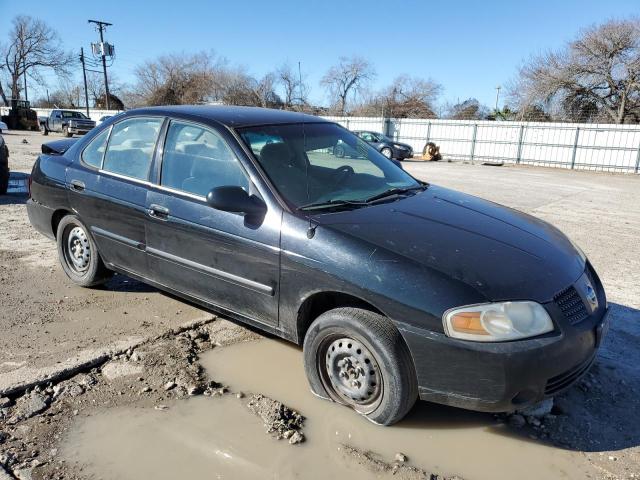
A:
[123,105,324,128]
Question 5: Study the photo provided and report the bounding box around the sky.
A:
[1,0,639,110]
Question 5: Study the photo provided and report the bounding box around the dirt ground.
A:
[0,130,639,479]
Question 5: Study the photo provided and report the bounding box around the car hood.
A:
[313,185,585,303]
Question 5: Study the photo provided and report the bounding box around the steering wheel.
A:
[331,165,355,187]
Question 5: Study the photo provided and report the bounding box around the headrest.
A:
[259,142,293,169]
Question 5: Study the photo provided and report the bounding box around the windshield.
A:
[238,122,419,209]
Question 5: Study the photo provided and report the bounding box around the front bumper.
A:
[394,149,414,160]
[398,263,609,413]
[399,307,608,412]
[68,127,93,135]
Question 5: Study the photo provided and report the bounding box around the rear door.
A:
[145,119,281,328]
[66,116,165,276]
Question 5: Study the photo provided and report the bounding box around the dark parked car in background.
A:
[40,109,96,137]
[0,134,8,195]
[351,130,414,160]
[27,106,608,425]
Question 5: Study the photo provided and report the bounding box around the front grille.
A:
[545,354,595,395]
[554,285,589,325]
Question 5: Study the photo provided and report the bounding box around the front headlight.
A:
[443,301,554,342]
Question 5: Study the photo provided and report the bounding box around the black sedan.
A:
[27,106,608,425]
[352,130,414,160]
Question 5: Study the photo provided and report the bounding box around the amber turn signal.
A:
[449,312,490,335]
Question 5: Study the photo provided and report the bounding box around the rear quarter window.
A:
[81,128,110,168]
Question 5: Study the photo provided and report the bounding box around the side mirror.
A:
[206,186,267,216]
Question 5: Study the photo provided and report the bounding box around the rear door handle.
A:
[148,204,170,220]
[69,180,85,192]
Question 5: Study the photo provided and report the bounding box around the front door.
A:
[145,119,281,328]
[66,116,165,276]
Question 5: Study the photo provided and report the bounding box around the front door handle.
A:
[69,180,85,192]
[148,204,169,220]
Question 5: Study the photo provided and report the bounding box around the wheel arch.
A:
[51,208,73,238]
[295,290,385,345]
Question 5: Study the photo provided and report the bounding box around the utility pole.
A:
[297,61,303,110]
[494,85,501,113]
[80,48,90,117]
[23,57,28,102]
[88,19,113,110]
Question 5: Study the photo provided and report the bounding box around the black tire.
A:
[56,215,112,287]
[41,124,48,136]
[303,307,418,425]
[334,144,345,158]
[380,147,393,159]
[63,126,72,138]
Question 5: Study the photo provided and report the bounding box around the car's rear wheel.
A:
[303,307,418,425]
[380,147,393,159]
[334,144,345,158]
[56,215,112,287]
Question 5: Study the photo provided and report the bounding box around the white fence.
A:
[4,107,638,173]
[323,116,640,174]
[1,107,123,123]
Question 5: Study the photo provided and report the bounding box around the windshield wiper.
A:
[364,184,428,203]
[297,199,368,211]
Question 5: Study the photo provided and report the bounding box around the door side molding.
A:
[146,246,275,296]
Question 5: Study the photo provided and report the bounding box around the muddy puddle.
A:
[62,339,595,479]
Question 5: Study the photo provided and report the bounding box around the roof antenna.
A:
[299,60,316,240]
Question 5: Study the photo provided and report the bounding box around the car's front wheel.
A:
[56,215,112,287]
[303,307,418,425]
[380,147,393,159]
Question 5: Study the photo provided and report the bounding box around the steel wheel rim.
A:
[64,225,91,274]
[381,148,392,158]
[318,335,383,413]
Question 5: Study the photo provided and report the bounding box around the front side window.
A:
[161,121,249,197]
[238,123,419,208]
[81,128,110,168]
[103,117,163,180]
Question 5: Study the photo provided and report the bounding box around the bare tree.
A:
[321,56,375,115]
[353,75,441,118]
[276,62,309,109]
[445,98,489,120]
[0,15,72,106]
[510,18,640,123]
[217,67,282,108]
[132,52,223,106]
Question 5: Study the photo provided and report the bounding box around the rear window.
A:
[102,117,163,181]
